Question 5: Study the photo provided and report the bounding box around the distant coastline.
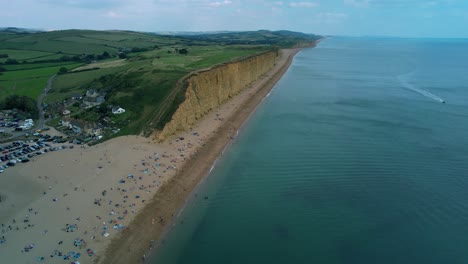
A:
[100,42,319,263]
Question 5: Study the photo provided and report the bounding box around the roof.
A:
[69,119,98,130]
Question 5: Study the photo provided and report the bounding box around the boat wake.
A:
[397,72,445,103]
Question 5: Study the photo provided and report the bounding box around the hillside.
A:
[0,29,321,141]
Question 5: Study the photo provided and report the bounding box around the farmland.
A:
[0,29,320,140]
[0,63,83,101]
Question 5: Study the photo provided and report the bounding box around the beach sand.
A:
[0,48,303,264]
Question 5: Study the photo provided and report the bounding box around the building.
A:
[83,90,106,108]
[96,96,105,104]
[60,119,70,127]
[86,89,99,98]
[71,94,83,100]
[69,120,83,134]
[112,106,126,114]
[62,110,71,116]
[61,118,99,135]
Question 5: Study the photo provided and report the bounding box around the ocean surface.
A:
[151,37,468,264]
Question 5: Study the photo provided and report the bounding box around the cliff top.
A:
[0,29,322,142]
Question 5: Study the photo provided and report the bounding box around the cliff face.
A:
[155,50,279,141]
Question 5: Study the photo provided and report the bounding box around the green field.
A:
[0,63,82,102]
[0,49,54,62]
[45,61,141,103]
[0,63,81,80]
[2,61,75,71]
[0,28,321,138]
[0,77,50,100]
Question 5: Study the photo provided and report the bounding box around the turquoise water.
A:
[151,37,468,264]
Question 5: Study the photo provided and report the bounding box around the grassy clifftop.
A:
[0,29,321,138]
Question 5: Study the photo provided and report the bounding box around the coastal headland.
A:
[0,42,316,264]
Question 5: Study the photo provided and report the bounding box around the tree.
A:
[97,103,109,114]
[58,67,68,74]
[131,47,148,53]
[1,95,38,118]
[60,55,72,61]
[5,58,18,64]
[118,53,127,59]
[85,54,96,61]
[178,48,189,56]
[98,51,111,60]
[0,66,6,72]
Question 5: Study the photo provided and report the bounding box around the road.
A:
[36,74,56,130]
[0,75,56,143]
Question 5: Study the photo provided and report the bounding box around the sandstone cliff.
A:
[155,50,279,141]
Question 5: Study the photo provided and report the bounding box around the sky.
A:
[1,0,468,37]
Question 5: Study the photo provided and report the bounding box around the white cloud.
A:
[289,2,319,8]
[316,12,348,23]
[104,10,123,18]
[345,0,445,8]
[40,0,126,9]
[209,0,233,7]
[343,0,370,7]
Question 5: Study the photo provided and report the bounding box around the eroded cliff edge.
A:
[155,49,280,141]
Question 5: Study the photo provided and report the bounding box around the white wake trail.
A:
[397,72,445,103]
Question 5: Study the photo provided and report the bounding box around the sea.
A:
[150,37,468,264]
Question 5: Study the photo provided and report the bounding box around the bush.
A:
[0,95,38,118]
[58,67,68,74]
[5,58,18,64]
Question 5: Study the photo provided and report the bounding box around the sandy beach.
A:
[0,47,303,264]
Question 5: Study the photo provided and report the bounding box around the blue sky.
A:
[2,0,468,37]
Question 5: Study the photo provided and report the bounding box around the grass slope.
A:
[0,29,321,138]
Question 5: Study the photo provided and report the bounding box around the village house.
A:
[61,118,99,135]
[83,89,106,108]
[60,119,70,127]
[70,93,83,100]
[86,89,99,98]
[112,106,126,114]
[69,120,83,134]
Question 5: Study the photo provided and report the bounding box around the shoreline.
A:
[0,43,317,264]
[100,47,306,264]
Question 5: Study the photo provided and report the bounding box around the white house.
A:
[112,106,126,115]
[61,119,71,127]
